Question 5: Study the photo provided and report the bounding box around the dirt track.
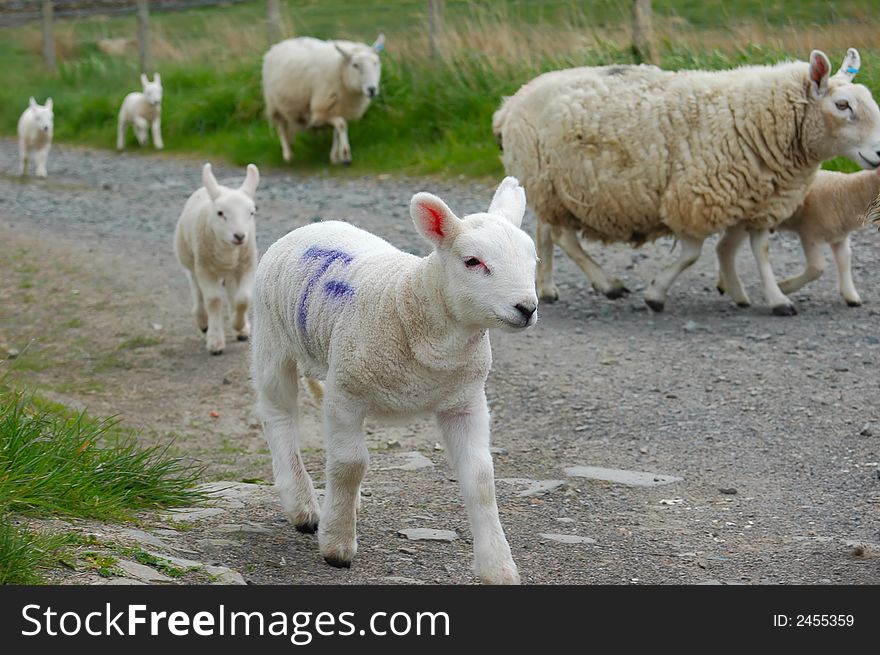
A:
[1,139,878,584]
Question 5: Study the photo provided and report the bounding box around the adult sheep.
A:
[493,49,880,315]
[262,34,384,166]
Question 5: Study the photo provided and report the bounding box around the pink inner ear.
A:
[811,56,829,84]
[422,203,445,238]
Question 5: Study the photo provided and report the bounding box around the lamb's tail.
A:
[303,377,324,405]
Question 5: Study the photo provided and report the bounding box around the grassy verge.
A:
[0,387,204,584]
[1,1,878,178]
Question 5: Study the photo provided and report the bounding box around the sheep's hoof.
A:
[771,304,797,316]
[200,327,208,334]
[342,160,351,167]
[236,334,249,342]
[716,285,725,296]
[537,285,559,303]
[736,301,751,308]
[210,348,224,356]
[846,299,863,307]
[644,298,665,313]
[603,285,630,300]
[295,521,319,535]
[323,554,352,569]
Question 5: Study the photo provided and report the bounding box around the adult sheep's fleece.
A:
[493,49,880,315]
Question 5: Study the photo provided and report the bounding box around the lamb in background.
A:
[174,162,259,355]
[493,48,880,315]
[251,177,537,584]
[117,73,164,151]
[262,34,384,165]
[18,97,53,178]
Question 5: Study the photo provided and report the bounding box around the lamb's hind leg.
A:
[254,356,321,534]
[749,228,796,316]
[644,235,704,312]
[716,223,752,307]
[831,236,861,307]
[553,225,630,299]
[778,234,824,296]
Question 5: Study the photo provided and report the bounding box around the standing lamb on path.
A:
[117,73,164,151]
[716,167,880,308]
[17,97,53,178]
[262,34,384,165]
[493,48,880,315]
[251,177,537,584]
[174,163,259,355]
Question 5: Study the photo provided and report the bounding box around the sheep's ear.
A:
[202,163,221,201]
[335,43,352,62]
[372,33,385,53]
[411,192,461,248]
[140,73,149,87]
[837,48,860,81]
[240,164,260,199]
[28,97,37,111]
[809,50,831,98]
[488,176,527,228]
[45,97,52,111]
[153,72,161,85]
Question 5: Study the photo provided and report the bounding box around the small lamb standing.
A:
[251,177,537,584]
[262,34,384,165]
[716,167,880,308]
[18,97,53,178]
[174,163,259,355]
[117,73,164,151]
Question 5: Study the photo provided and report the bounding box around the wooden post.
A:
[428,0,444,59]
[632,0,655,64]
[137,0,152,73]
[267,0,282,45]
[41,0,56,73]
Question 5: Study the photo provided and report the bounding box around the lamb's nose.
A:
[514,303,536,320]
[367,86,377,98]
[233,233,246,244]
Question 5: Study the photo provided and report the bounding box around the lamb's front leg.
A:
[18,138,27,176]
[225,271,253,341]
[749,228,796,316]
[319,394,368,568]
[133,116,149,146]
[151,116,164,150]
[437,395,520,585]
[195,270,226,354]
[34,144,50,178]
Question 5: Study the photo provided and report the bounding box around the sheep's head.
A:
[410,177,538,332]
[140,73,163,107]
[201,162,259,247]
[335,34,383,99]
[28,97,53,134]
[803,48,880,169]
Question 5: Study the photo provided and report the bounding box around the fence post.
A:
[632,0,655,64]
[136,0,152,73]
[428,0,444,59]
[41,0,56,73]
[267,0,283,45]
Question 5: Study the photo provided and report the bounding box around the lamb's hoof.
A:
[645,298,665,313]
[771,304,797,317]
[210,349,224,356]
[295,521,319,535]
[846,299,863,307]
[736,301,750,308]
[236,334,249,342]
[342,160,351,167]
[323,554,352,569]
[538,286,559,303]
[603,285,630,300]
[200,327,208,334]
[716,285,725,296]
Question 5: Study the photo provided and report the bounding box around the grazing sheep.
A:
[117,73,163,151]
[493,48,880,315]
[262,34,384,165]
[174,163,259,355]
[17,97,53,178]
[716,168,880,308]
[251,177,537,584]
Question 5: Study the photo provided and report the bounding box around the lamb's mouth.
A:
[859,152,880,168]
[497,316,530,330]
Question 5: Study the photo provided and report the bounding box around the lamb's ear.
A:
[28,97,37,111]
[809,50,831,98]
[411,192,461,248]
[240,164,259,199]
[837,48,860,81]
[488,176,527,228]
[335,44,352,62]
[140,73,149,88]
[45,97,52,111]
[372,33,385,53]
[153,72,161,85]
[202,163,221,201]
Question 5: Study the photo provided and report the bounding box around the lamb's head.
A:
[802,48,880,169]
[28,97,53,134]
[335,34,384,99]
[410,177,538,332]
[201,162,259,247]
[140,73,162,107]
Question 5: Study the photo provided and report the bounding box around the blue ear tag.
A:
[375,43,385,53]
[847,67,859,75]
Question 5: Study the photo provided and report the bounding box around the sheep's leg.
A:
[254,356,320,533]
[437,396,519,585]
[117,113,126,150]
[18,138,27,176]
[553,225,629,299]
[330,128,340,164]
[535,221,559,302]
[195,270,226,354]
[34,144,50,179]
[151,116,164,150]
[133,116,149,146]
[644,235,704,312]
[830,236,861,307]
[225,271,253,341]
[275,119,292,162]
[319,393,368,568]
[749,228,796,316]
[715,224,751,307]
[778,234,824,295]
[328,117,351,166]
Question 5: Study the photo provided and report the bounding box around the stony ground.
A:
[1,139,878,585]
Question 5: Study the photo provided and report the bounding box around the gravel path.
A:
[1,139,878,585]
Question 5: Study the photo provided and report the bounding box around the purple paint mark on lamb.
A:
[297,246,354,336]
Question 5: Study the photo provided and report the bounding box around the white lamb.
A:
[174,163,259,355]
[17,97,53,178]
[716,167,880,308]
[117,73,164,151]
[262,34,384,165]
[251,177,537,584]
[493,48,880,315]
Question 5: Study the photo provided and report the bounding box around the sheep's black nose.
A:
[233,232,246,244]
[367,86,377,98]
[514,303,536,320]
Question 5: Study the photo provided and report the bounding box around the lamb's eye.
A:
[353,63,360,70]
[217,210,225,219]
[836,100,851,111]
